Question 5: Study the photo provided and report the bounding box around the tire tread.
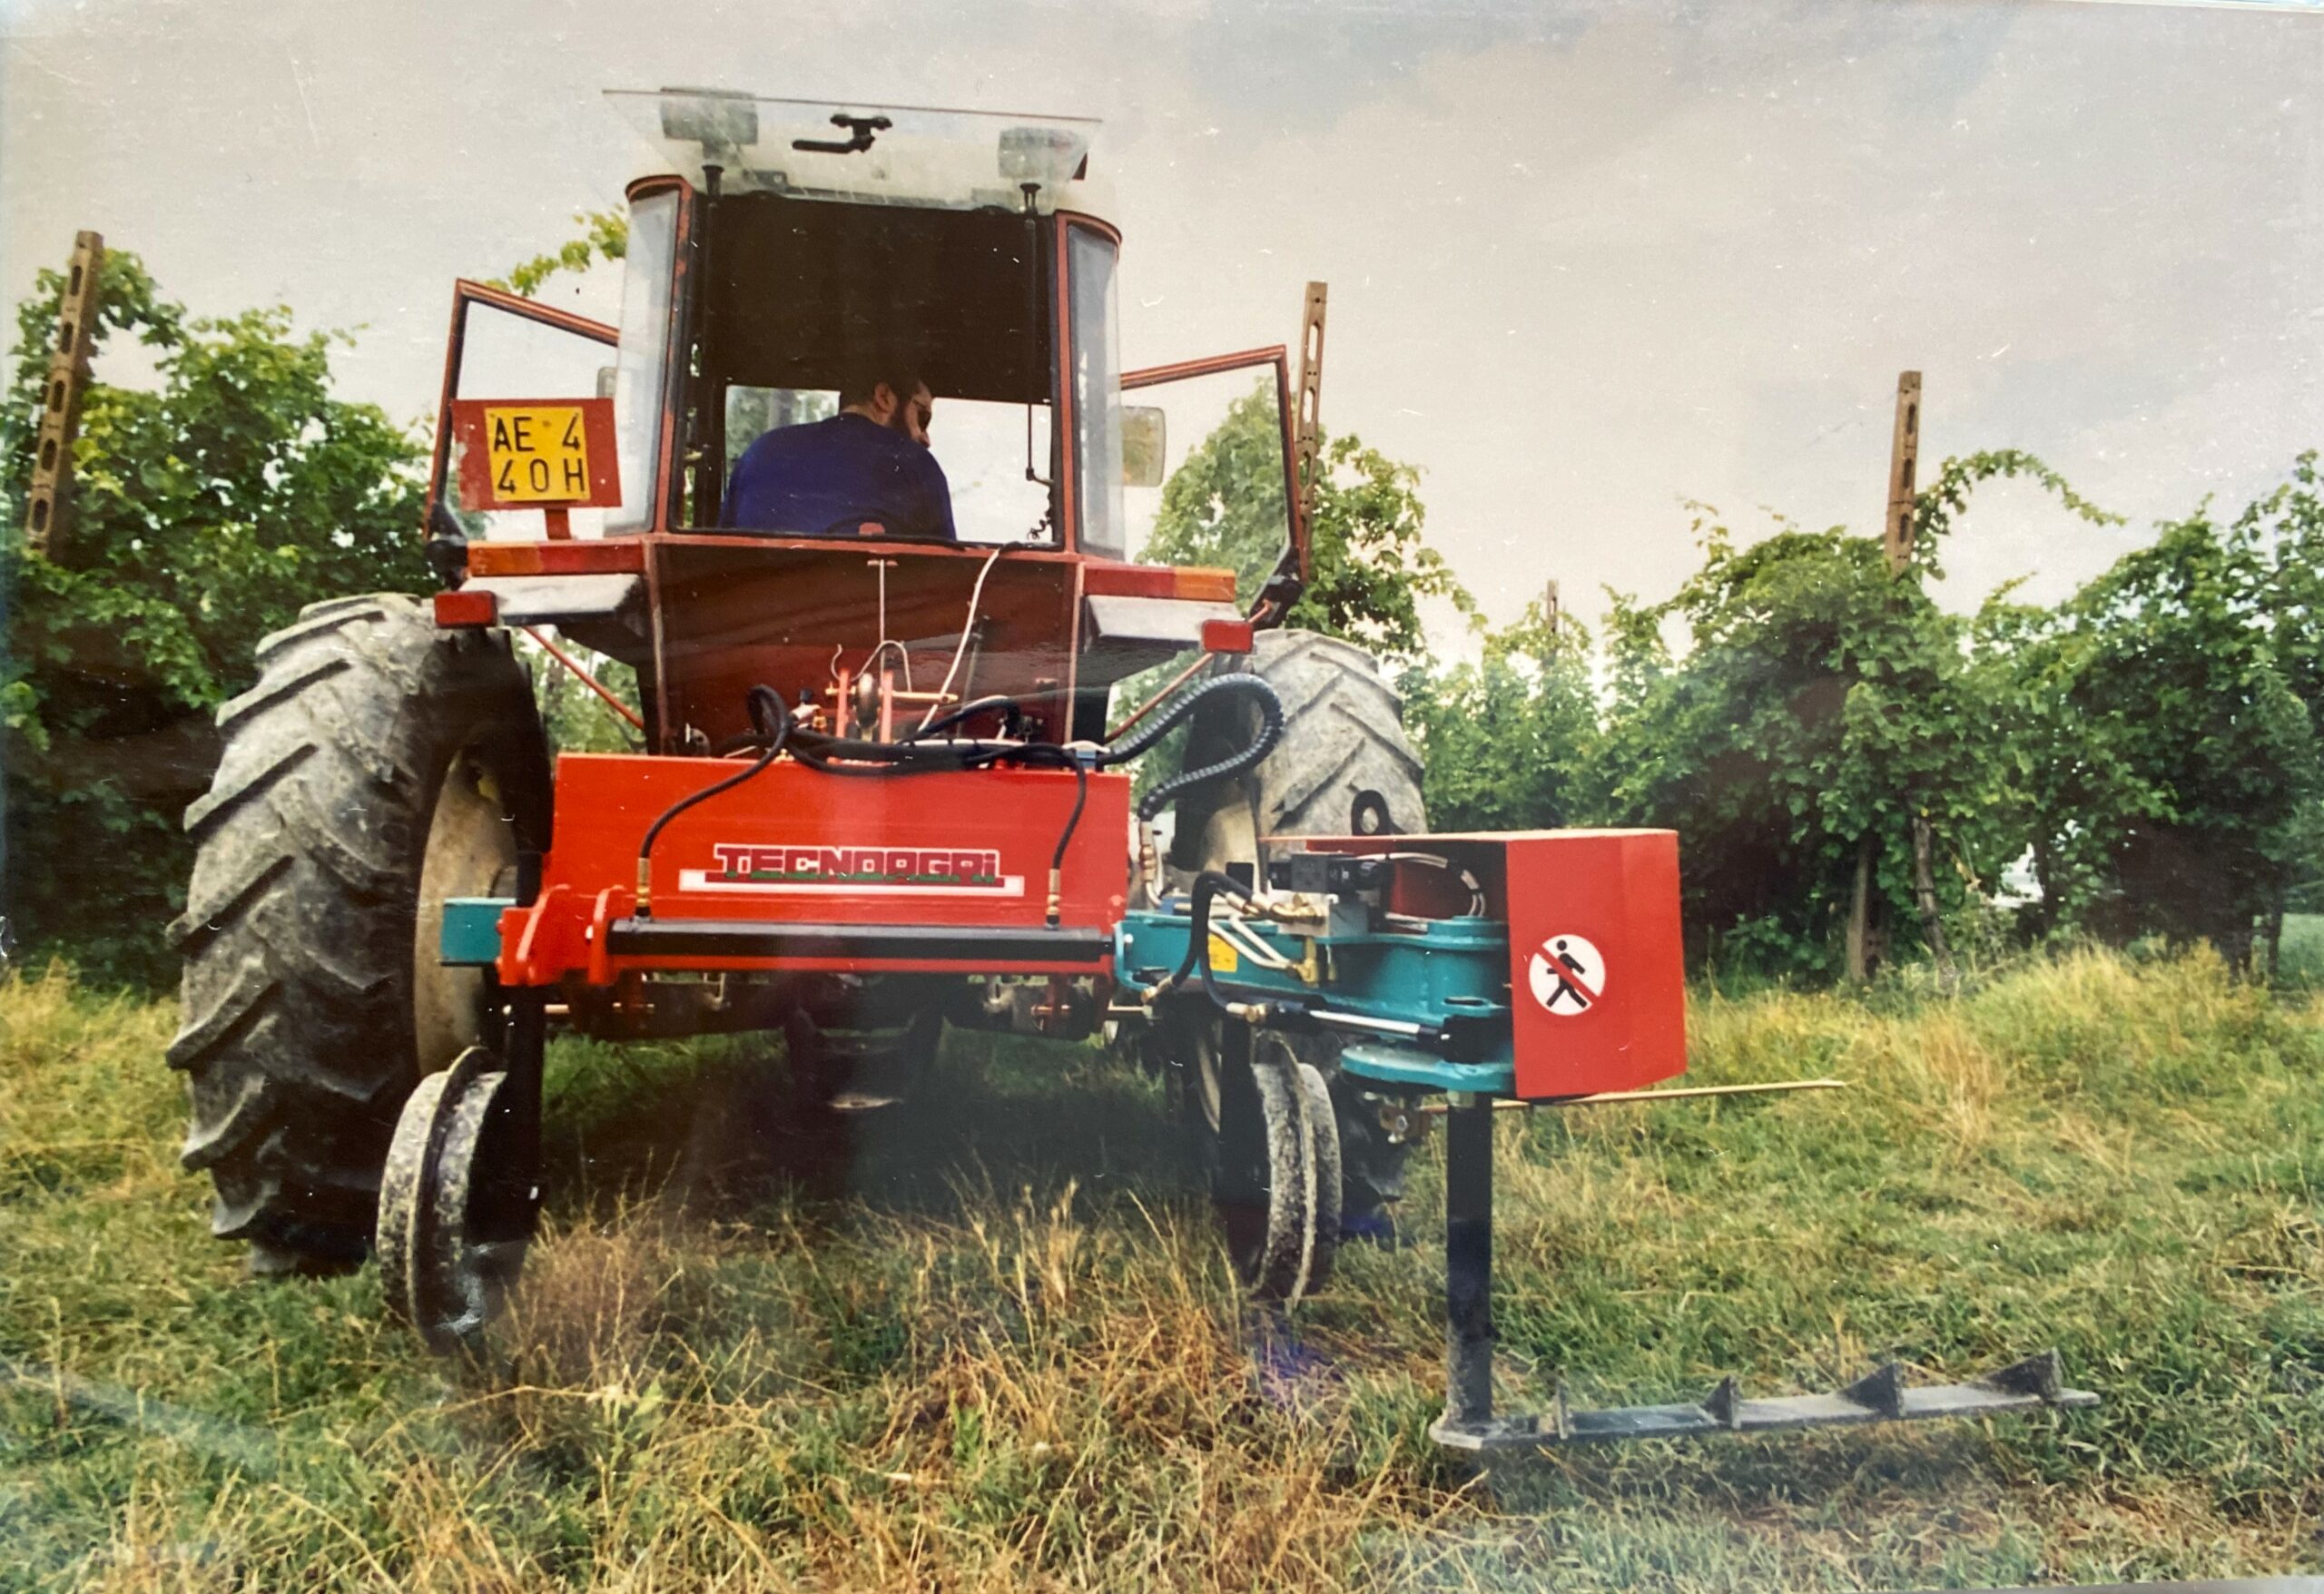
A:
[172,594,547,1264]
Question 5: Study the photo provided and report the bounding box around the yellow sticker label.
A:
[1206,933,1238,973]
[483,405,592,503]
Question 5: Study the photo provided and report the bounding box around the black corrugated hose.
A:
[634,674,1285,921]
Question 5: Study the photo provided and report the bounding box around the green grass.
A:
[3,947,2320,1589]
[2277,911,2324,989]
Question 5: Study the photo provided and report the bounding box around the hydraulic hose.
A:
[909,694,1019,742]
[1165,870,1252,989]
[635,685,791,913]
[1139,868,1308,1024]
[628,672,1285,921]
[1110,674,1284,823]
[708,674,1281,792]
[1047,757,1090,927]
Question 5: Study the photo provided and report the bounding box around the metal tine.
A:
[1975,1348,2064,1401]
[1840,1361,1905,1420]
[1702,1375,1741,1431]
[1431,1350,2096,1451]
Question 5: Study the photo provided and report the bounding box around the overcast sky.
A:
[4,0,2319,637]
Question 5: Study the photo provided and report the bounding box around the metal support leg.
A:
[507,848,547,1213]
[1423,1085,2099,1451]
[503,987,547,1216]
[1442,1094,1495,1431]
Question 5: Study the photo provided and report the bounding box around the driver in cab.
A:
[721,357,957,540]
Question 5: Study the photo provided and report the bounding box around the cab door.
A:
[427,281,624,541]
[1118,346,1307,620]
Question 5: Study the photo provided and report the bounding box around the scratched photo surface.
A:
[4,3,2322,1590]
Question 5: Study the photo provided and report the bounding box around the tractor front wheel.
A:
[169,595,550,1274]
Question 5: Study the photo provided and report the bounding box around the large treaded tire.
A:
[1169,629,1426,870]
[167,595,549,1273]
[1168,628,1426,1225]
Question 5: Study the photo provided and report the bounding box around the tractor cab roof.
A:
[608,89,1112,223]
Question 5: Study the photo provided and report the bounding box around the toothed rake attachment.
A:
[1427,1098,2098,1452]
[1432,1350,2097,1451]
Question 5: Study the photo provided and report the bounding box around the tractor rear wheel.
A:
[1169,628,1428,870]
[169,595,550,1274]
[1169,629,1425,1228]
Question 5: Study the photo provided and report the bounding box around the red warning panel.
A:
[1499,830,1686,1099]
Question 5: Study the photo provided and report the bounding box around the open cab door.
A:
[422,277,672,670]
[426,281,626,549]
[1086,286,1327,727]
[1119,284,1324,628]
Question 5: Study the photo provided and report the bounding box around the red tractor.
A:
[172,91,2093,1450]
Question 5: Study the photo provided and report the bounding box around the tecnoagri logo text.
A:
[677,844,1023,898]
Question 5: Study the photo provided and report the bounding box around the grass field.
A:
[2276,911,2324,989]
[3,946,2320,1590]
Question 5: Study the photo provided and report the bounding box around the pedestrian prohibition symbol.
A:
[1528,933,1606,1017]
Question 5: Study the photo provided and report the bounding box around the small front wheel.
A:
[1176,1018,1341,1303]
[377,1045,537,1353]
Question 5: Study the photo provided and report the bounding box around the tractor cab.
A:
[427,90,1314,752]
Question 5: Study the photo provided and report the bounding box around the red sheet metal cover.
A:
[545,753,1131,932]
[1293,828,1689,1098]
[1501,831,1686,1098]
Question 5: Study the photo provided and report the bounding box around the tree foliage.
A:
[529,639,640,756]
[1583,459,2117,976]
[1138,387,1472,668]
[2003,464,2324,959]
[1402,599,1599,833]
[2,251,428,984]
[1290,434,1476,666]
[1593,517,1967,973]
[1402,448,2324,980]
[488,210,628,300]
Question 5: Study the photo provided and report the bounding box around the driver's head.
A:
[838,355,934,448]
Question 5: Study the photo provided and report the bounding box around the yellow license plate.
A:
[482,404,593,503]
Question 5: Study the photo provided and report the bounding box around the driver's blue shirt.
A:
[722,412,957,539]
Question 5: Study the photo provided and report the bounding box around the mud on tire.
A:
[1171,1018,1341,1300]
[168,595,549,1273]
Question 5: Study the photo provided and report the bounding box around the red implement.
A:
[497,753,1131,985]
